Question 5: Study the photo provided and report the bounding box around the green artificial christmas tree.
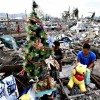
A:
[23,1,53,81]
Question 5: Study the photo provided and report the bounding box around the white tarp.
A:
[0,82,7,100]
[2,75,19,100]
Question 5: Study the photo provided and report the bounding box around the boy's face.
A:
[82,48,90,55]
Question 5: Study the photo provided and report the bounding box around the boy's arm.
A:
[88,61,95,69]
[88,53,96,69]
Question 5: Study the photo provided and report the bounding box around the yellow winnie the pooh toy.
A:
[68,63,90,92]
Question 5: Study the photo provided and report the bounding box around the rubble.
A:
[88,83,96,89]
[0,37,23,74]
[0,13,100,99]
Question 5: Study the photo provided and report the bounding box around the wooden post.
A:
[25,10,27,18]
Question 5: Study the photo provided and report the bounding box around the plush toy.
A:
[19,93,31,100]
[68,63,90,92]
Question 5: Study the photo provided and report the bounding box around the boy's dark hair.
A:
[54,41,60,46]
[83,43,90,49]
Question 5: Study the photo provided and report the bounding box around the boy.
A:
[54,41,63,72]
[76,43,96,70]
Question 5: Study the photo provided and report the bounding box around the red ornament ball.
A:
[29,58,32,61]
[33,32,36,35]
[26,62,28,65]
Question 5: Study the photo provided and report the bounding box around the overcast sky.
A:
[0,0,100,17]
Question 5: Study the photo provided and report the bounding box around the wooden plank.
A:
[58,78,70,100]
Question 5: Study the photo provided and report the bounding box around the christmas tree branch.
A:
[30,41,53,50]
[26,17,41,24]
[29,59,45,65]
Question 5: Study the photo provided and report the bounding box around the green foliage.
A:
[23,1,52,81]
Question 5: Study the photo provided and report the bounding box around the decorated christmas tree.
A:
[23,1,53,81]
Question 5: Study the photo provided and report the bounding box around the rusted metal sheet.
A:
[0,65,23,73]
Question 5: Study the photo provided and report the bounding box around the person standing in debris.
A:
[54,41,63,72]
[16,22,20,33]
[76,43,96,70]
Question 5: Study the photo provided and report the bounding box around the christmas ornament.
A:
[45,56,60,70]
[41,35,44,38]
[26,62,28,65]
[36,40,43,49]
[29,58,32,61]
[42,49,44,51]
[33,32,36,35]
[30,70,32,72]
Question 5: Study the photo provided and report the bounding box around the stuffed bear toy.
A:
[68,63,90,92]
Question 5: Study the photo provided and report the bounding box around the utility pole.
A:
[6,13,9,25]
[6,13,11,34]
[25,10,27,18]
[68,6,70,18]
